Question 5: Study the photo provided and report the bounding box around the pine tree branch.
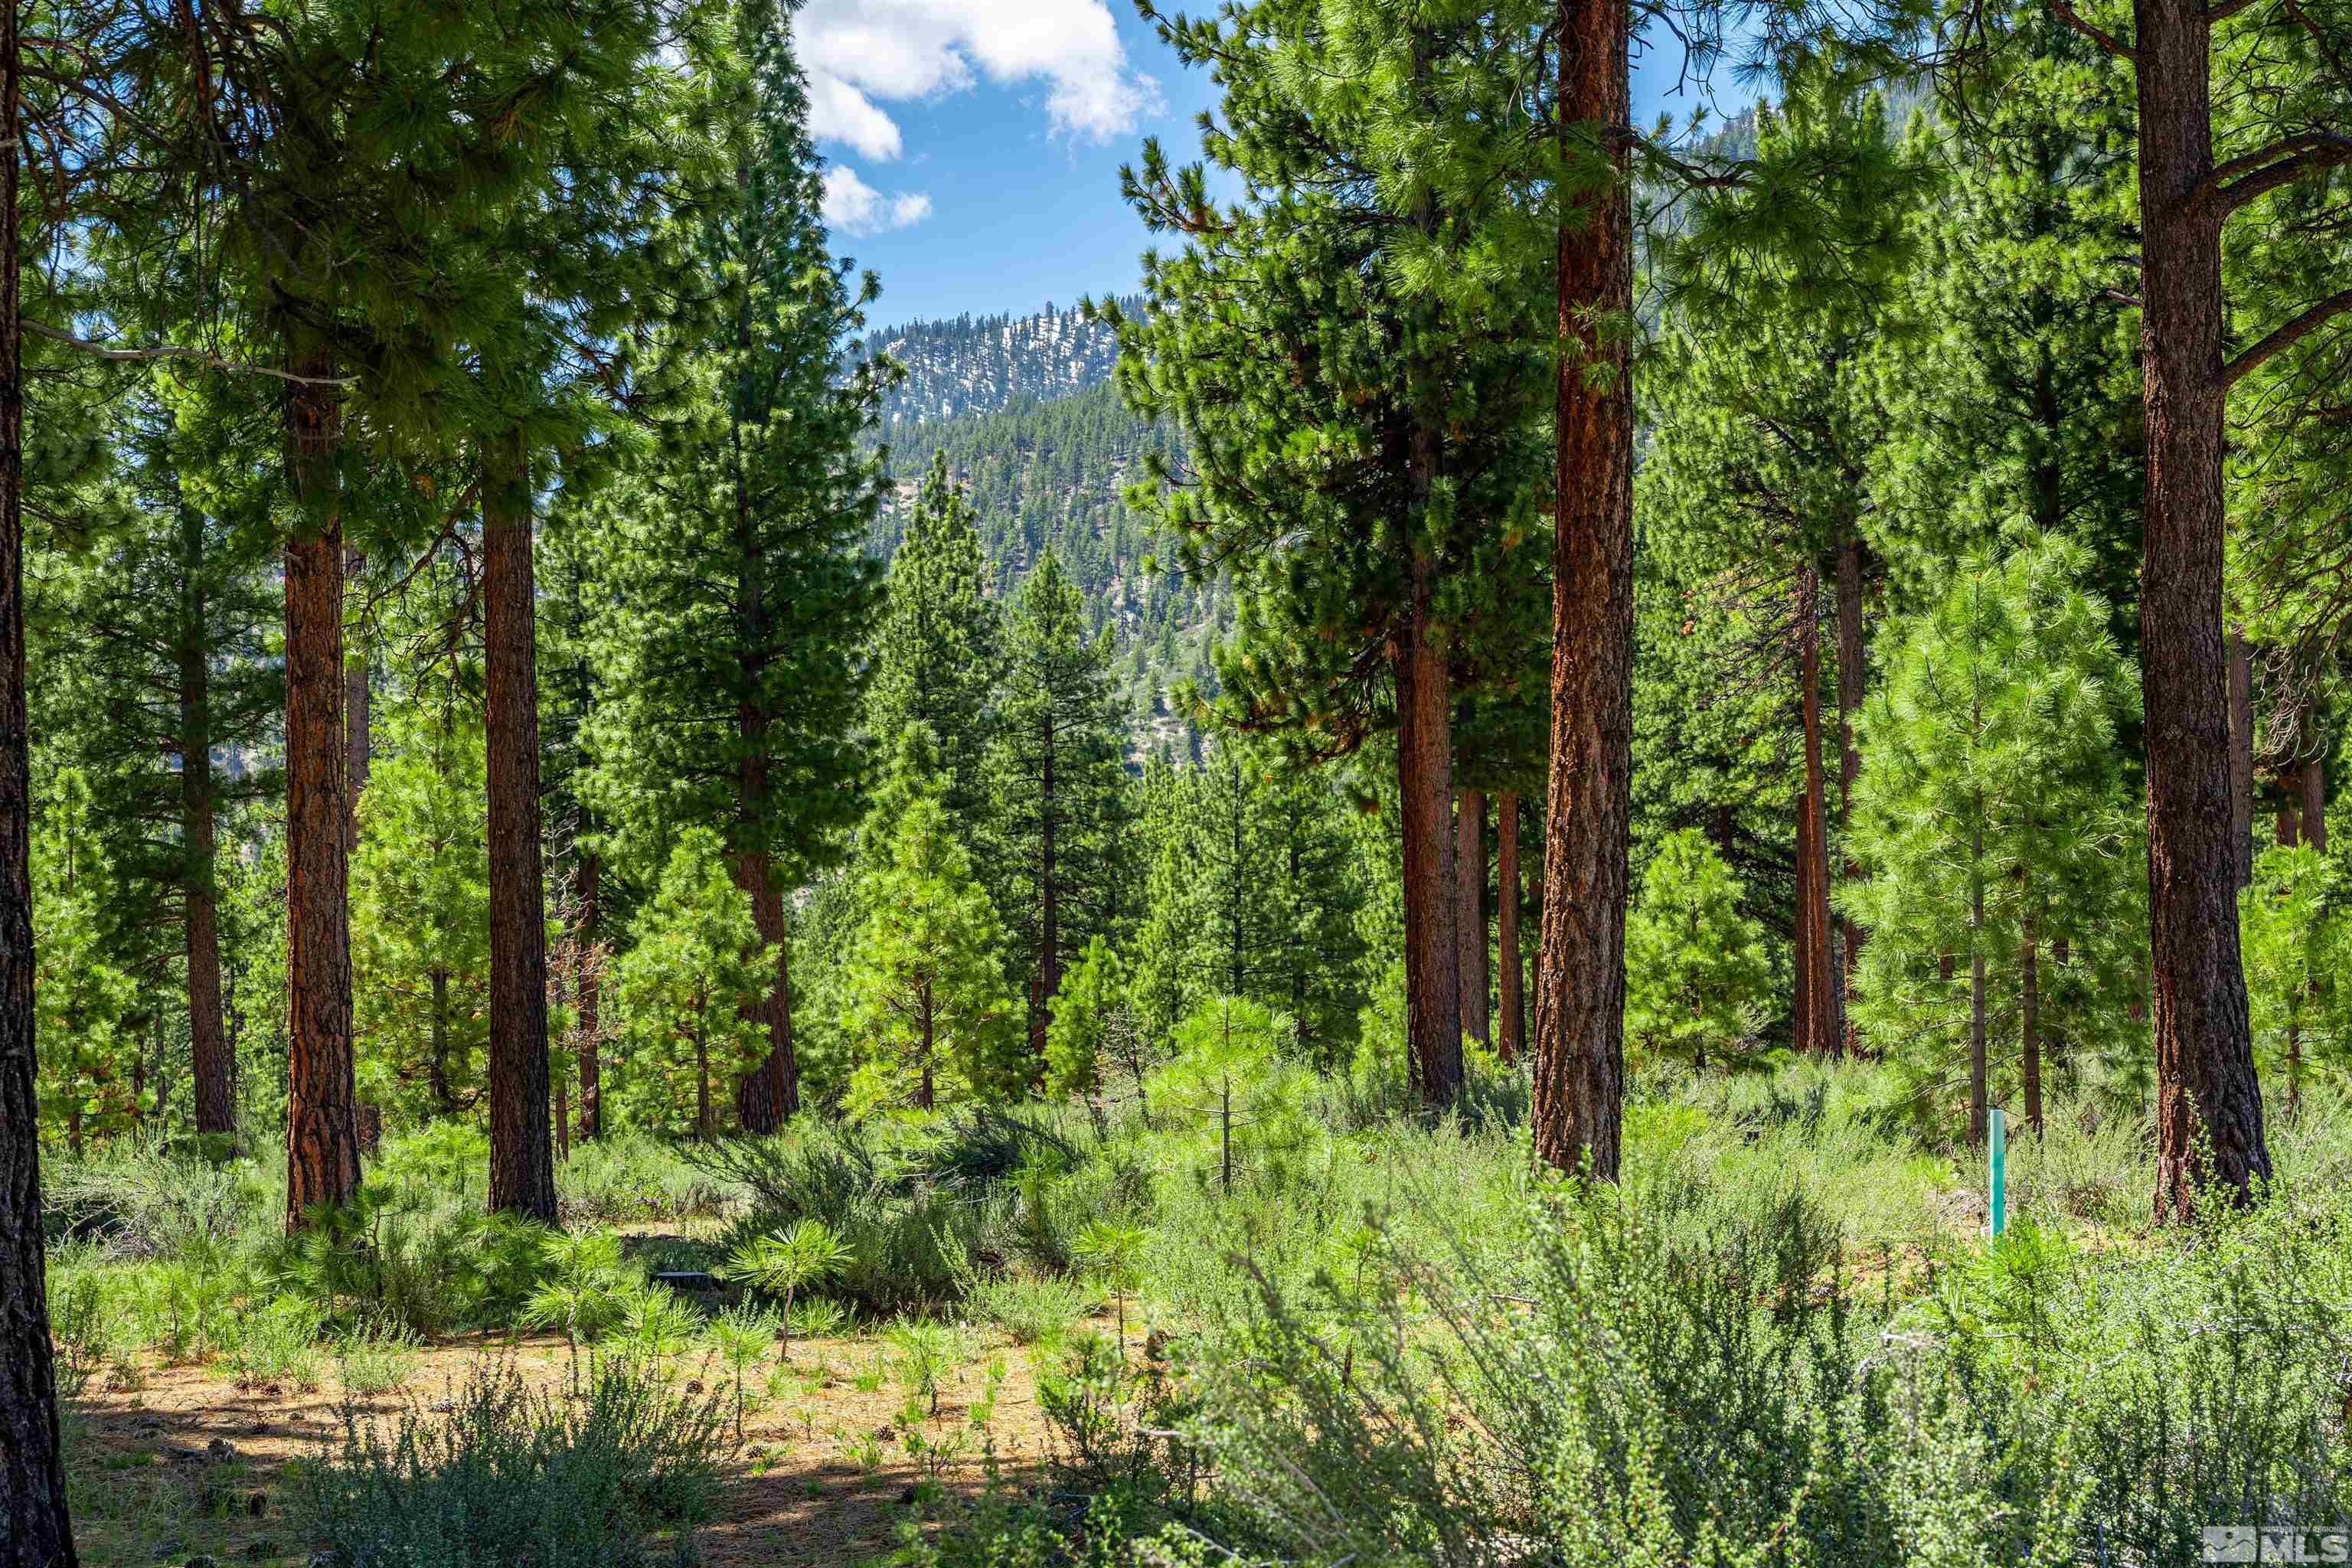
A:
[2226,287,2352,387]
[2043,0,2136,58]
[2201,133,2352,215]
[21,321,357,387]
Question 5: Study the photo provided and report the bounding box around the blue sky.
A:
[805,2,1758,332]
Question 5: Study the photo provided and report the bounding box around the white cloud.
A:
[821,166,934,236]
[799,0,1158,160]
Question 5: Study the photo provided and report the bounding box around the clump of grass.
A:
[292,1354,724,1568]
[333,1321,423,1399]
[966,1272,1095,1344]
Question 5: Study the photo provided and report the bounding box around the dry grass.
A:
[62,1322,1086,1568]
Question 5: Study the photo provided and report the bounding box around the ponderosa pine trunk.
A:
[483,432,555,1221]
[283,361,361,1231]
[178,501,232,1143]
[574,847,602,1142]
[2134,0,2272,1217]
[1794,566,1836,1058]
[0,8,78,1541]
[1533,0,1632,1178]
[1456,790,1489,1047]
[1497,792,1524,1065]
[1834,535,1867,1056]
[1396,562,1462,1109]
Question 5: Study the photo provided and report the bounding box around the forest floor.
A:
[61,1318,1083,1568]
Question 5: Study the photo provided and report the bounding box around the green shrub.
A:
[333,1321,423,1399]
[966,1273,1094,1344]
[292,1354,723,1568]
[560,1134,738,1225]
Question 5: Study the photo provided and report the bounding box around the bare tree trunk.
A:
[1455,790,1489,1047]
[1497,792,1524,1065]
[2135,0,2271,1217]
[483,431,555,1221]
[0,21,77,1537]
[1396,578,1462,1109]
[178,499,231,1143]
[574,848,602,1142]
[283,358,361,1231]
[1533,0,1632,1179]
[1834,534,1867,1056]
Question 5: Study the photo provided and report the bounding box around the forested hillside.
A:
[873,374,1221,749]
[858,300,1130,427]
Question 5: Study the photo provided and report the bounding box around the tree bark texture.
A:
[178,503,231,1142]
[483,433,556,1221]
[1456,790,1489,1046]
[1533,0,1632,1179]
[1497,792,1525,1064]
[1834,535,1867,1056]
[1396,583,1462,1109]
[283,364,361,1231]
[2133,0,2272,1217]
[0,8,80,1541]
[731,849,795,1130]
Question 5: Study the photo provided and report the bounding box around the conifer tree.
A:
[1646,87,1921,1067]
[586,0,891,1130]
[1101,0,1552,1108]
[351,709,492,1126]
[31,389,281,1144]
[846,729,1020,1114]
[1624,830,1774,1072]
[1842,535,2145,1140]
[31,769,140,1154]
[615,828,775,1138]
[870,453,1001,835]
[2241,844,2349,1117]
[985,553,1133,1061]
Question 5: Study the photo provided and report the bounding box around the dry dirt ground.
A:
[62,1326,1083,1568]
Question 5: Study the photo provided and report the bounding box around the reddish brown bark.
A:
[573,847,603,1142]
[1834,535,1867,1056]
[2134,0,2272,1217]
[1533,0,1632,1178]
[483,435,556,1221]
[0,11,78,1541]
[1496,792,1524,1065]
[283,362,361,1231]
[178,501,232,1142]
[1397,577,1462,1109]
[1456,790,1489,1047]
